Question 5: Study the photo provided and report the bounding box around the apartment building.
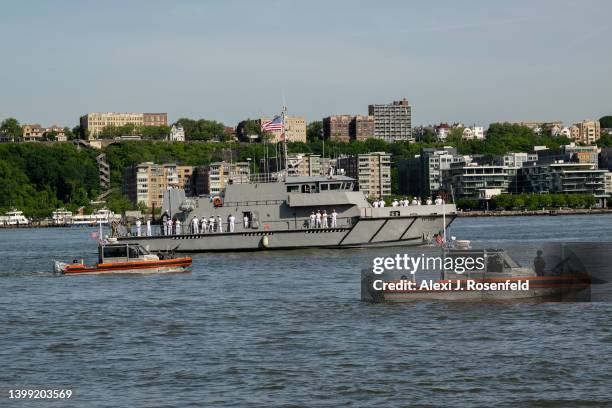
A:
[336,152,391,198]
[322,115,375,141]
[80,112,168,139]
[520,161,608,198]
[537,144,599,165]
[287,154,322,177]
[494,152,538,168]
[398,147,464,197]
[191,162,250,196]
[368,98,412,142]
[462,126,485,140]
[443,162,516,198]
[21,124,66,141]
[570,120,601,144]
[259,115,307,143]
[123,162,193,208]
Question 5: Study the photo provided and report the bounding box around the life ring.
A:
[213,196,223,207]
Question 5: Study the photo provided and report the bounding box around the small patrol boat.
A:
[54,239,192,275]
[362,246,592,302]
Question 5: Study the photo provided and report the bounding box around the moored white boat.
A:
[0,209,31,226]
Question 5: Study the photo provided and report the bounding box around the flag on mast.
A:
[261,116,283,132]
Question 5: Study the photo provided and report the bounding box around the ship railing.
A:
[222,199,286,207]
[247,173,285,184]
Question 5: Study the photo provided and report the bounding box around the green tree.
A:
[0,118,22,141]
[307,121,323,142]
[599,116,612,129]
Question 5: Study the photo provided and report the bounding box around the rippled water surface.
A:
[1,215,612,407]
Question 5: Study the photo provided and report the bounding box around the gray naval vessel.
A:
[118,175,457,252]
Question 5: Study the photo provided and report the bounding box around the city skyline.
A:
[1,0,611,127]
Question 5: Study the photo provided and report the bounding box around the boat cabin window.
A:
[486,254,505,273]
[329,183,341,190]
[320,183,329,191]
[128,246,140,259]
[286,185,300,193]
[103,245,127,259]
[300,184,318,193]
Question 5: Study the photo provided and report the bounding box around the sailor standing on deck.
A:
[373,200,379,208]
[208,215,215,232]
[135,218,142,237]
[315,210,322,228]
[174,218,181,235]
[331,209,338,228]
[392,199,399,207]
[192,216,199,234]
[228,214,235,232]
[322,210,329,228]
[435,196,444,205]
[201,217,207,233]
[426,197,433,205]
[243,214,249,230]
[217,215,223,233]
[379,199,385,207]
[146,219,151,236]
[309,211,315,229]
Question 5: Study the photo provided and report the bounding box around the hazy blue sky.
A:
[1,0,610,128]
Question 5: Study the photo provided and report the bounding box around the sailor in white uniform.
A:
[201,216,207,233]
[373,200,379,208]
[243,215,249,230]
[216,215,223,233]
[426,198,433,205]
[174,219,181,235]
[146,219,152,236]
[192,216,199,234]
[392,199,399,207]
[309,211,316,229]
[435,197,444,205]
[208,215,215,232]
[411,197,418,205]
[135,218,142,237]
[331,209,338,228]
[322,210,329,228]
[315,210,322,228]
[379,200,385,207]
[228,214,235,232]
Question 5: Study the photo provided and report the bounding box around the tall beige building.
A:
[259,115,307,143]
[287,154,322,176]
[336,152,392,198]
[192,162,250,196]
[123,162,193,208]
[80,112,168,139]
[570,120,601,144]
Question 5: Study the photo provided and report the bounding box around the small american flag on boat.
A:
[261,115,283,132]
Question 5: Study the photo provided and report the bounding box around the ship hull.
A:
[118,215,455,253]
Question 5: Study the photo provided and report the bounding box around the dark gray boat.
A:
[118,175,456,252]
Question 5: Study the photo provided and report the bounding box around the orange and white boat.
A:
[54,240,192,275]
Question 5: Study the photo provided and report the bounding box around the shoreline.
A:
[457,208,612,217]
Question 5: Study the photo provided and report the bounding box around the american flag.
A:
[261,115,283,132]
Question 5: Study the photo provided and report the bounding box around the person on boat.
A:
[534,250,546,276]
[379,199,385,207]
[135,218,142,237]
[208,215,215,232]
[434,196,443,205]
[392,199,399,207]
[322,210,329,228]
[174,218,181,235]
[167,218,174,235]
[216,215,223,233]
[411,197,418,205]
[201,217,207,233]
[228,214,235,232]
[309,211,315,229]
[146,219,152,236]
[192,216,199,234]
[243,214,249,230]
[315,210,322,228]
[331,209,338,228]
[426,197,433,205]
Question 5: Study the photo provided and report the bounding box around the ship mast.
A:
[282,104,288,179]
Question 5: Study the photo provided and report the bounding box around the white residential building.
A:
[169,125,185,142]
[462,126,485,140]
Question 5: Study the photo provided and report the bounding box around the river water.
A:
[1,215,611,407]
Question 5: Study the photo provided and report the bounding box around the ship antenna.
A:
[282,104,288,179]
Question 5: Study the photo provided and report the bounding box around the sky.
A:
[1,0,611,128]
